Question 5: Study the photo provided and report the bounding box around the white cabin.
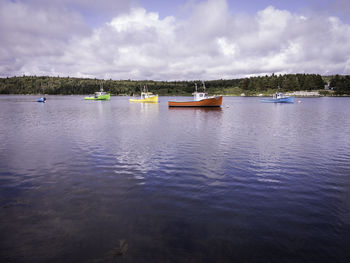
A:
[94,83,107,97]
[141,92,154,99]
[273,92,286,99]
[193,91,208,101]
[192,82,209,101]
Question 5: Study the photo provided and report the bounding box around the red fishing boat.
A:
[168,82,222,107]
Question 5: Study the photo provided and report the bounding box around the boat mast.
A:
[141,85,147,99]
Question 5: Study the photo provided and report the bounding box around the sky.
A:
[0,0,350,80]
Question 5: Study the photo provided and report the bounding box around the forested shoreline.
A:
[0,74,349,96]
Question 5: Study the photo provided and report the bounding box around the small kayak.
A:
[37,97,46,103]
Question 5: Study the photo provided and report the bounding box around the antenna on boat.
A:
[195,83,198,92]
[202,81,206,92]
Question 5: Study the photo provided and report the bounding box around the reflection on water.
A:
[168,107,222,112]
[0,96,350,263]
[134,101,159,115]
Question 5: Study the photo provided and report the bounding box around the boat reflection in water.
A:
[168,106,222,112]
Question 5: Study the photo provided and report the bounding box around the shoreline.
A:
[1,93,349,97]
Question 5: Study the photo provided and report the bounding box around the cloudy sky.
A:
[1,0,350,80]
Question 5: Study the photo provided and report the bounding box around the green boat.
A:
[84,84,110,100]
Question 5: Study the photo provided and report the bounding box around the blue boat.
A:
[37,97,46,103]
[260,93,294,103]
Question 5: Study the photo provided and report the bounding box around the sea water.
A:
[0,95,349,262]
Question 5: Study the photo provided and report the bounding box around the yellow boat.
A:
[129,86,158,103]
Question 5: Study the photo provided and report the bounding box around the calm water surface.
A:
[0,95,350,262]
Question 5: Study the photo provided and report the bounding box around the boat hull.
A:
[260,97,294,103]
[168,96,222,107]
[84,94,110,100]
[129,95,158,103]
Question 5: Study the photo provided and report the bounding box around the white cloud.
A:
[1,0,350,80]
[217,38,238,56]
[0,0,90,75]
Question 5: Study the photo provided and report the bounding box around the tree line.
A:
[0,74,349,95]
[329,75,350,95]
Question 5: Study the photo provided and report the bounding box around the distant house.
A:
[324,82,330,90]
